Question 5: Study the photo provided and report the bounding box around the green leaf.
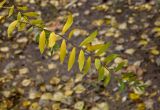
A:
[83,57,91,74]
[95,59,101,70]
[62,14,73,35]
[98,66,105,81]
[17,12,22,21]
[60,40,67,64]
[7,20,18,38]
[80,30,98,46]
[17,6,28,11]
[104,69,111,86]
[8,5,14,17]
[78,50,85,72]
[0,0,6,7]
[114,62,125,72]
[68,47,76,71]
[96,42,111,56]
[48,32,57,48]
[23,12,39,17]
[87,44,103,51]
[38,30,46,54]
[104,54,119,64]
[30,19,43,25]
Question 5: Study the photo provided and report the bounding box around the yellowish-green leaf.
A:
[30,19,43,25]
[104,68,110,86]
[114,62,125,72]
[0,0,6,7]
[60,40,66,64]
[8,5,14,17]
[152,27,160,33]
[62,14,73,35]
[48,32,57,48]
[17,6,28,11]
[87,44,103,51]
[96,42,111,56]
[23,12,39,17]
[39,30,46,54]
[98,66,105,81]
[80,30,98,46]
[83,57,91,74]
[18,22,26,31]
[104,54,119,64]
[17,12,22,21]
[68,47,76,71]
[95,59,101,70]
[68,29,77,39]
[78,50,85,72]
[7,20,18,38]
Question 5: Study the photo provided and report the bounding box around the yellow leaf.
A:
[78,50,85,71]
[38,30,46,54]
[80,30,98,46]
[0,0,6,7]
[129,93,140,101]
[8,5,14,17]
[68,29,77,39]
[7,20,18,38]
[83,57,91,74]
[60,40,66,64]
[68,47,76,71]
[62,14,73,35]
[48,32,57,48]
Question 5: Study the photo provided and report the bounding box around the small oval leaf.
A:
[98,66,105,81]
[80,30,98,46]
[96,42,111,56]
[7,20,18,38]
[83,57,91,74]
[8,5,14,17]
[104,54,119,64]
[60,40,67,64]
[0,0,6,7]
[48,32,57,48]
[78,50,85,72]
[68,47,76,71]
[95,59,101,70]
[62,14,73,35]
[39,30,46,54]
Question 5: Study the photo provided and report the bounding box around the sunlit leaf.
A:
[80,30,98,46]
[60,40,67,64]
[83,57,91,74]
[23,12,39,17]
[7,20,18,38]
[38,30,46,54]
[0,0,6,7]
[78,50,85,72]
[8,5,14,17]
[96,42,111,56]
[48,32,57,48]
[62,14,73,35]
[104,54,119,64]
[95,58,101,70]
[68,47,76,71]
[98,66,104,81]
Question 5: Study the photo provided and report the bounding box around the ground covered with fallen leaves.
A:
[0,0,160,110]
